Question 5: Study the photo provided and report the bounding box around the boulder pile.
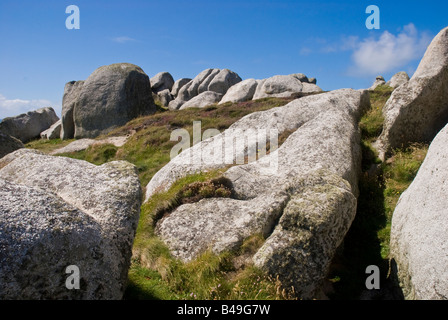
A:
[149,69,321,110]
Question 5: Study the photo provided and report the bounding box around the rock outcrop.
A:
[252,74,322,100]
[171,78,192,97]
[61,80,84,140]
[156,89,173,108]
[301,82,323,93]
[146,88,367,199]
[179,91,223,110]
[219,78,259,104]
[253,170,356,298]
[386,71,410,89]
[369,76,386,90]
[168,68,241,110]
[40,119,62,140]
[0,149,142,299]
[0,132,24,159]
[253,75,303,99]
[0,107,59,142]
[147,89,369,298]
[61,63,156,139]
[166,71,319,109]
[207,69,243,95]
[291,73,309,82]
[150,72,175,93]
[389,123,448,300]
[376,27,448,160]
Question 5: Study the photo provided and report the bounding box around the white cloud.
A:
[112,36,138,44]
[301,24,432,77]
[0,94,54,119]
[349,24,432,76]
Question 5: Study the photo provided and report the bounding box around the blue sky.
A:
[0,0,447,118]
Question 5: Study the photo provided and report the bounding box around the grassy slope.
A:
[38,98,294,189]
[26,88,429,300]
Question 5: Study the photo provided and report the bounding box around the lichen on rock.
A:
[0,150,142,299]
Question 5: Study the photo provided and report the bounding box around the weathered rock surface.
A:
[219,78,259,104]
[168,68,241,110]
[147,88,367,200]
[168,69,213,110]
[61,80,84,140]
[301,82,323,93]
[178,69,218,102]
[147,89,369,298]
[62,63,156,139]
[0,133,24,159]
[291,73,309,83]
[171,78,192,97]
[178,91,223,110]
[207,69,242,95]
[150,72,175,93]
[197,69,221,95]
[376,27,448,160]
[0,148,34,169]
[253,75,303,99]
[0,149,142,299]
[156,89,173,108]
[253,170,356,299]
[167,98,185,111]
[0,107,59,143]
[386,71,410,89]
[250,74,320,101]
[369,76,386,90]
[40,119,62,140]
[389,123,448,300]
